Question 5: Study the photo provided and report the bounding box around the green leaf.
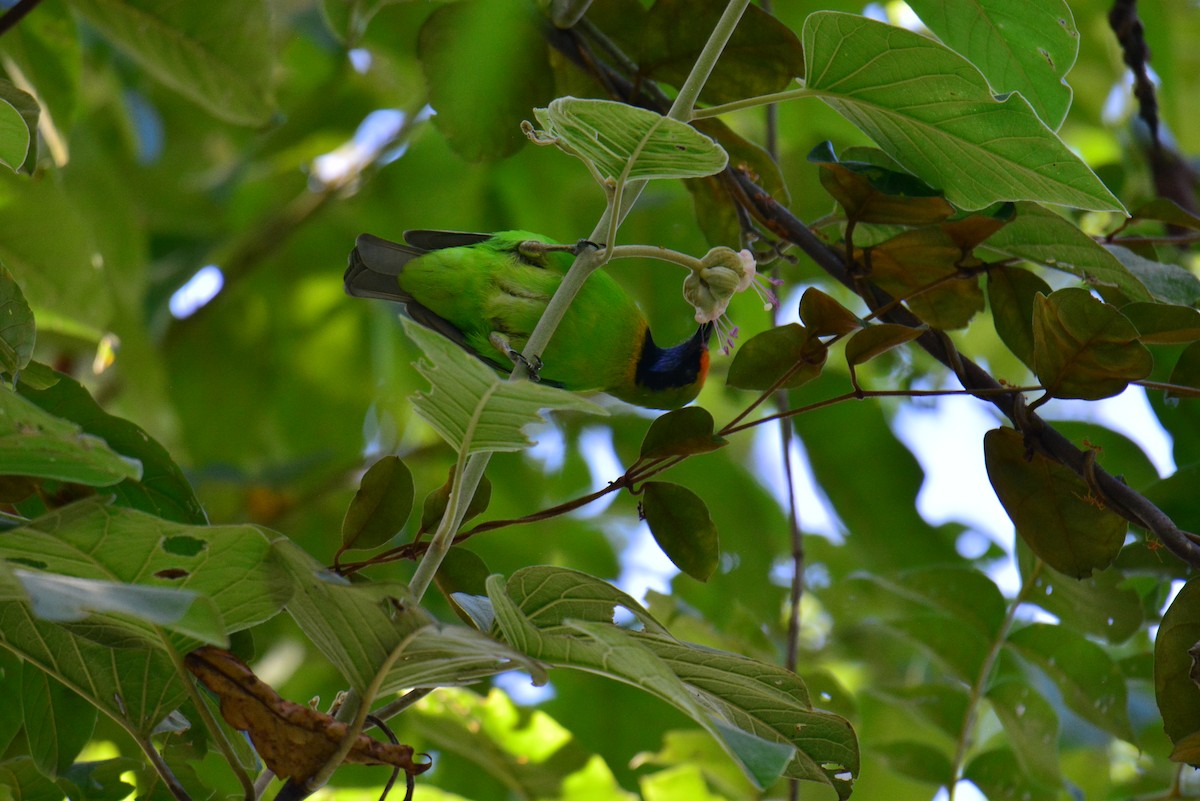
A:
[1127,198,1200,231]
[873,741,955,785]
[531,97,728,183]
[844,323,924,366]
[0,758,61,801]
[798,287,862,337]
[1154,577,1200,747]
[1016,541,1142,644]
[0,6,81,143]
[988,678,1062,789]
[808,141,955,225]
[419,0,553,161]
[435,546,492,627]
[906,0,1078,129]
[875,683,969,739]
[983,427,1126,577]
[635,0,804,105]
[0,264,35,376]
[0,385,141,486]
[69,0,274,125]
[964,748,1060,801]
[801,12,1122,212]
[1006,623,1134,742]
[276,539,542,695]
[1168,341,1200,400]
[639,407,726,460]
[21,666,97,776]
[340,455,414,552]
[983,202,1151,300]
[687,118,789,246]
[1122,302,1200,344]
[0,80,37,175]
[421,465,492,533]
[726,323,827,390]
[640,481,719,582]
[1032,288,1152,400]
[17,367,205,523]
[988,265,1052,369]
[404,319,606,455]
[1104,244,1200,306]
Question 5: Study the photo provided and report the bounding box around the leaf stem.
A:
[669,0,753,121]
[690,86,811,119]
[607,244,707,272]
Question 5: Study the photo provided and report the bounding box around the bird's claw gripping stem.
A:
[489,332,543,381]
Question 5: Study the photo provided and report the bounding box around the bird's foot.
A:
[517,239,603,260]
[489,332,543,381]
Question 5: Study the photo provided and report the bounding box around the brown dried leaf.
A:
[185,646,430,781]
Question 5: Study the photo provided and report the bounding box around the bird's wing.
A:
[402,230,494,251]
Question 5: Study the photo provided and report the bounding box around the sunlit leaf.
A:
[640,481,719,582]
[405,320,607,455]
[340,455,414,552]
[420,0,553,161]
[906,0,1078,129]
[983,203,1151,300]
[988,265,1052,369]
[530,97,728,182]
[802,13,1122,212]
[1007,623,1134,741]
[0,385,141,486]
[639,407,726,460]
[69,0,274,125]
[984,427,1126,577]
[726,323,827,390]
[1032,288,1152,400]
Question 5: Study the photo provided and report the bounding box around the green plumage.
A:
[345,230,711,409]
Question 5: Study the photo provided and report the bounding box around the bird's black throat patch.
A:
[634,324,712,390]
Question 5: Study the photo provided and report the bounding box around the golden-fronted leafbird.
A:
[345,230,713,409]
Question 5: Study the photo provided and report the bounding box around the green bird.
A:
[345,230,713,409]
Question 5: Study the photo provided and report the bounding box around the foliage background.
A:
[2,0,1200,799]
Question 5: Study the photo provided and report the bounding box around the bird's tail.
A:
[343,234,424,302]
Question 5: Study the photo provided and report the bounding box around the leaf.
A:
[989,678,1061,786]
[17,367,206,523]
[0,264,35,376]
[964,748,1060,801]
[1168,342,1200,400]
[419,0,553,161]
[639,407,726,460]
[801,12,1122,212]
[1154,577,1200,748]
[808,141,955,225]
[872,741,955,785]
[635,0,804,105]
[276,540,542,695]
[1032,288,1152,400]
[0,80,38,174]
[185,646,431,781]
[13,569,224,644]
[983,202,1151,300]
[21,666,97,776]
[798,287,862,337]
[530,97,728,182]
[988,265,1052,369]
[491,566,858,797]
[421,465,492,533]
[1104,244,1200,306]
[340,456,414,552]
[435,547,492,626]
[1016,540,1142,644]
[906,0,1078,129]
[404,319,606,456]
[68,0,274,125]
[687,117,789,246]
[640,481,719,582]
[726,323,827,390]
[1128,197,1200,231]
[0,757,61,801]
[1121,302,1200,344]
[0,384,141,486]
[1006,623,1134,742]
[844,324,924,366]
[983,427,1126,577]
